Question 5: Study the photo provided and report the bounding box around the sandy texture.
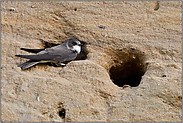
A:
[1,1,182,122]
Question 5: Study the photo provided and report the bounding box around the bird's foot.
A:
[55,62,66,67]
[60,63,66,66]
[49,62,66,67]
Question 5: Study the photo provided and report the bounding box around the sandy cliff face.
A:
[1,1,182,122]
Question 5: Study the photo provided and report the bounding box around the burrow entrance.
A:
[41,39,88,61]
[19,39,88,69]
[29,39,89,67]
[109,47,147,87]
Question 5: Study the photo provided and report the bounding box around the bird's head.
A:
[66,38,83,54]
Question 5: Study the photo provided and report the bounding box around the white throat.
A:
[73,45,81,54]
[66,42,81,54]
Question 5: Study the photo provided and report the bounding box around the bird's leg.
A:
[54,61,66,67]
[49,61,66,67]
[59,62,66,66]
[49,62,56,66]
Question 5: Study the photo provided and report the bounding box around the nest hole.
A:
[40,39,88,61]
[75,41,88,60]
[39,39,88,67]
[57,102,66,119]
[109,47,147,87]
[58,108,66,119]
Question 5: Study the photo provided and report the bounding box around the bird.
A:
[15,38,83,70]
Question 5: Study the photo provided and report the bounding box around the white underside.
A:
[73,45,81,54]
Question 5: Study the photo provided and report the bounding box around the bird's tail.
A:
[17,60,39,70]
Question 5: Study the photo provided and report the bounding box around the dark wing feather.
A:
[20,48,45,53]
[16,45,77,62]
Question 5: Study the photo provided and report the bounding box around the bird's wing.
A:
[16,45,77,62]
[20,48,45,53]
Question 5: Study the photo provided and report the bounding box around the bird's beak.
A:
[78,44,83,46]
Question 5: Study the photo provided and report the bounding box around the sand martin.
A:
[15,38,83,70]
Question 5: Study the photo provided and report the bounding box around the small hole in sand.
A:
[58,108,66,119]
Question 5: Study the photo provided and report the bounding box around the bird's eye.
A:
[72,42,77,45]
